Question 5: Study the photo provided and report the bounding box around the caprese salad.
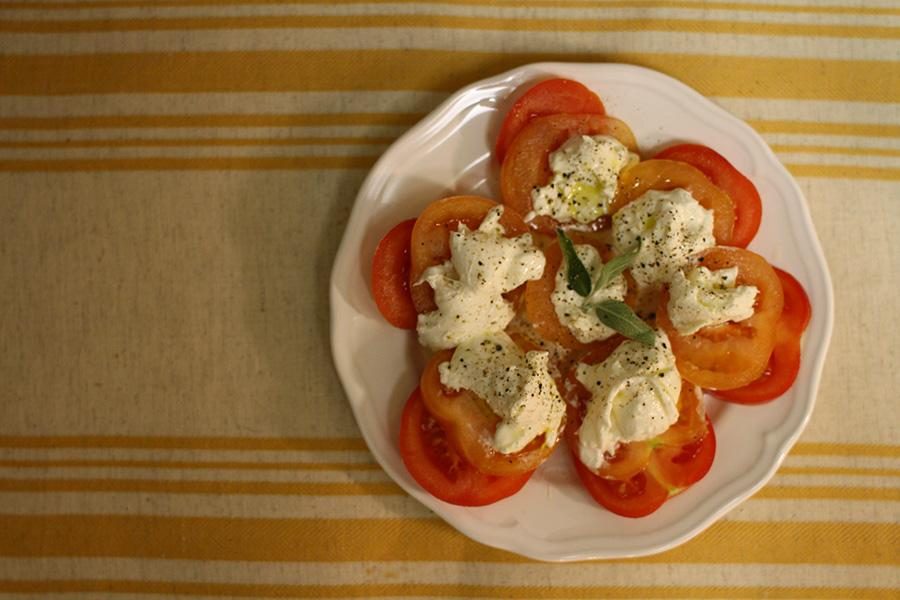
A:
[370,78,811,517]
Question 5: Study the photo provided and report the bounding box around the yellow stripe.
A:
[2,460,892,477]
[0,436,369,451]
[0,459,380,471]
[792,443,900,458]
[0,479,401,495]
[754,487,900,502]
[3,14,897,39]
[749,120,900,138]
[0,515,896,564]
[779,466,900,478]
[0,156,377,170]
[0,580,893,599]
[1,436,896,456]
[0,51,896,102]
[0,157,895,179]
[0,137,394,148]
[0,478,895,501]
[785,164,900,180]
[0,113,422,129]
[771,144,900,158]
[2,0,898,16]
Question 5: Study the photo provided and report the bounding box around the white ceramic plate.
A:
[330,63,834,561]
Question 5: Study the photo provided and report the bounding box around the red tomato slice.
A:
[656,144,762,248]
[409,195,530,314]
[570,457,670,518]
[611,159,735,245]
[713,268,811,404]
[658,247,784,390]
[650,416,716,490]
[371,218,418,329]
[500,113,638,234]
[420,349,563,477]
[399,387,533,506]
[495,78,605,163]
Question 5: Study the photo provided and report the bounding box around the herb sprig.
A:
[557,228,655,346]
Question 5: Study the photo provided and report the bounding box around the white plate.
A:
[330,63,834,561]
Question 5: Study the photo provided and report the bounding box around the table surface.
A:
[1,0,898,597]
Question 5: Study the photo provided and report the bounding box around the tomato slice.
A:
[650,416,716,490]
[571,458,670,518]
[409,195,530,314]
[655,144,762,248]
[658,247,784,390]
[399,387,533,506]
[500,113,638,234]
[611,159,736,245]
[713,268,811,404]
[419,349,563,477]
[371,219,418,329]
[495,78,605,163]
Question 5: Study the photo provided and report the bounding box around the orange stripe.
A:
[1,0,898,17]
[0,156,377,171]
[0,477,894,502]
[0,459,380,471]
[0,436,369,451]
[755,486,900,502]
[2,14,897,39]
[785,164,900,181]
[0,515,896,564]
[0,51,895,102]
[0,113,422,129]
[0,580,893,599]
[0,136,395,148]
[792,443,900,458]
[0,478,402,495]
[779,466,900,478]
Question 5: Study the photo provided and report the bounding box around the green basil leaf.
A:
[593,238,641,293]
[594,300,656,346]
[557,228,591,297]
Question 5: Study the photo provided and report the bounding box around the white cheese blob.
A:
[667,266,759,335]
[551,244,627,343]
[574,331,681,472]
[612,188,715,306]
[439,332,566,454]
[530,135,635,225]
[417,206,546,350]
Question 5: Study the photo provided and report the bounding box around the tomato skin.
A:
[399,387,533,506]
[419,349,563,477]
[713,268,811,404]
[371,219,418,329]
[611,159,735,245]
[495,78,605,163]
[658,246,784,391]
[409,195,530,314]
[656,144,762,248]
[500,113,638,234]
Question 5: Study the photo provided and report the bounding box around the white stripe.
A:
[2,3,898,26]
[0,490,895,522]
[762,134,900,150]
[0,557,895,588]
[2,28,898,60]
[769,473,900,488]
[715,97,900,125]
[783,454,900,470]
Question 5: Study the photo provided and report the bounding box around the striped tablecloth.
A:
[1,0,898,597]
